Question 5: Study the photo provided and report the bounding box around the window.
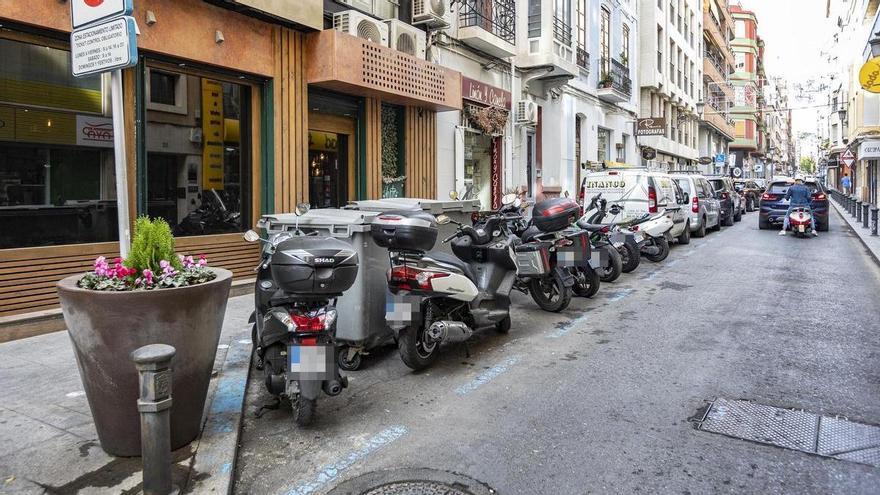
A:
[657,27,664,71]
[735,20,745,38]
[147,68,187,114]
[622,24,630,66]
[618,135,628,162]
[0,37,117,248]
[528,0,542,37]
[576,0,587,67]
[145,65,253,237]
[598,128,611,162]
[600,8,611,75]
[669,41,675,78]
[670,2,675,25]
[554,0,572,45]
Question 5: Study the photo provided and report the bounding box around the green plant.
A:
[126,216,182,275]
[600,72,613,85]
[381,105,404,180]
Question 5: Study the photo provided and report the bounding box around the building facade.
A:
[728,5,762,178]
[697,0,735,175]
[637,0,702,171]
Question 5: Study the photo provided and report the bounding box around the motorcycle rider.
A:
[779,178,817,237]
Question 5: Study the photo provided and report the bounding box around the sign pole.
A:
[111,68,131,258]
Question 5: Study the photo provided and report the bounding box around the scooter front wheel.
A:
[572,266,601,298]
[600,245,623,282]
[643,237,670,262]
[398,323,440,371]
[529,271,572,312]
[292,396,316,426]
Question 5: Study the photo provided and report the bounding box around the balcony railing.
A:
[459,0,516,44]
[599,58,632,96]
[553,16,572,46]
[576,45,589,70]
[704,49,727,77]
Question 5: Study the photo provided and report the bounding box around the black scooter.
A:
[245,203,356,425]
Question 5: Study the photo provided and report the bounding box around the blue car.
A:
[758,179,829,231]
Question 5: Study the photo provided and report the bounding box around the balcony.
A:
[458,0,517,58]
[576,45,589,72]
[517,14,578,77]
[701,97,735,141]
[596,58,632,103]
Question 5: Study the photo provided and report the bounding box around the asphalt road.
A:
[234,207,880,495]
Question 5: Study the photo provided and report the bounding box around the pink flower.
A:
[159,260,177,279]
[142,269,154,284]
[198,255,208,267]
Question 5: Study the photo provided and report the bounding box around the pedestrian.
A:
[842,173,852,195]
[780,178,817,237]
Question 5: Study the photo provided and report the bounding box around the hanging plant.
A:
[466,104,509,136]
[381,105,406,184]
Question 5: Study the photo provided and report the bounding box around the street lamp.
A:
[870,32,880,58]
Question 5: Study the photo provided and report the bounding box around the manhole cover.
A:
[327,468,497,495]
[362,481,475,495]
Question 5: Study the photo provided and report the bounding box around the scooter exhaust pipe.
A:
[323,380,343,396]
[426,320,473,344]
[642,245,661,256]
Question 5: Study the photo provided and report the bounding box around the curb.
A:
[186,332,252,494]
[830,199,880,267]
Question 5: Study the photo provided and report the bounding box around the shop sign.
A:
[462,77,511,110]
[76,115,113,147]
[71,0,133,29]
[858,140,880,160]
[859,56,880,94]
[308,131,339,153]
[636,118,666,136]
[71,16,138,77]
[201,79,225,190]
[641,146,657,160]
[698,156,713,165]
[491,136,502,210]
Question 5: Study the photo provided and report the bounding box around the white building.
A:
[637,0,702,170]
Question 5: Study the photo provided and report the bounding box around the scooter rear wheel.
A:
[620,242,641,273]
[572,266,601,298]
[398,323,440,371]
[292,396,316,426]
[643,237,670,262]
[529,271,572,312]
[600,245,623,282]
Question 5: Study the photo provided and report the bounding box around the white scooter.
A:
[787,207,815,238]
[627,212,674,262]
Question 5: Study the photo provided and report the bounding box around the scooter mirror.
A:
[436,214,451,225]
[563,190,570,198]
[501,193,517,206]
[295,202,311,216]
[514,198,522,208]
[256,218,268,229]
[243,230,261,242]
[449,190,459,200]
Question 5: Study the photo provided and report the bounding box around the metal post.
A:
[872,207,879,236]
[111,69,131,258]
[132,344,176,495]
[864,203,870,228]
[858,201,863,223]
[852,197,859,216]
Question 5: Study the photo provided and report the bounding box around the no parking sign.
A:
[70,0,133,29]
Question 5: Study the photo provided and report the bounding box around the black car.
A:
[758,179,829,231]
[733,179,762,212]
[706,176,742,226]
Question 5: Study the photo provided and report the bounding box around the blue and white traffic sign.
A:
[71,16,138,77]
[71,0,133,29]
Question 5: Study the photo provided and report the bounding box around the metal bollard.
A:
[852,197,859,216]
[864,203,870,228]
[858,201,863,223]
[872,207,879,236]
[132,344,177,495]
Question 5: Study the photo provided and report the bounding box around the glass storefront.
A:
[0,37,117,248]
[144,64,252,236]
[463,130,493,209]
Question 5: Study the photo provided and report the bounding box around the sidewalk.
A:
[0,294,254,494]
[830,198,880,265]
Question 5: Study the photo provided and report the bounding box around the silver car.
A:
[671,174,721,237]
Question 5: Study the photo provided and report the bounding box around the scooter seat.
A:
[423,251,476,282]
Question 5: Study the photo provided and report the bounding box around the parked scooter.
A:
[586,196,673,263]
[787,207,815,238]
[245,203,355,425]
[580,194,643,273]
[371,194,525,370]
[174,189,241,236]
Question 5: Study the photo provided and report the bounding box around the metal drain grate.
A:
[327,468,496,495]
[697,398,880,467]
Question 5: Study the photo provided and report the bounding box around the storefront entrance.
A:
[307,89,358,208]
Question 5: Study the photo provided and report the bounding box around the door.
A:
[308,113,356,208]
[526,130,536,198]
[699,179,719,225]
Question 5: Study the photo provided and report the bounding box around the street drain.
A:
[327,468,497,495]
[696,397,880,467]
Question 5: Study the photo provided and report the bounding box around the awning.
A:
[858,139,880,160]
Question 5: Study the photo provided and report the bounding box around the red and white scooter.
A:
[787,207,814,238]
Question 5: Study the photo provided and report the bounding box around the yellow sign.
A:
[604,161,634,169]
[201,79,225,190]
[308,131,340,152]
[859,56,880,93]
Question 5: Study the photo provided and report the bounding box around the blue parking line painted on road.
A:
[643,270,661,281]
[665,259,680,268]
[548,313,590,338]
[455,356,521,395]
[284,425,408,495]
[607,288,634,301]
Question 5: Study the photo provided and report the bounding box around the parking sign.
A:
[70,0,133,29]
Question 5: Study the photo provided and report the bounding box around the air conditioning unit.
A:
[385,19,427,58]
[412,0,450,27]
[516,101,538,126]
[333,10,389,46]
[335,0,374,13]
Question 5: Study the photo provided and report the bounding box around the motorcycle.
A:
[371,194,523,370]
[579,194,643,274]
[174,189,241,236]
[245,203,355,425]
[787,207,814,237]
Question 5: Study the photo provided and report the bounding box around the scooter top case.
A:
[370,210,439,253]
[270,236,359,297]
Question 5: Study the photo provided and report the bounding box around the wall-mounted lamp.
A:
[215,30,225,44]
[870,31,880,58]
[145,11,157,26]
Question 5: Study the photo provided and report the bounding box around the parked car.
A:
[579,168,690,243]
[753,178,767,191]
[733,179,762,212]
[670,173,722,237]
[706,176,742,226]
[758,178,830,231]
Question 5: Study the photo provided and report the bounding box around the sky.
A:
[736,0,835,149]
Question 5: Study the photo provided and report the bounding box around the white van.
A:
[579,168,690,243]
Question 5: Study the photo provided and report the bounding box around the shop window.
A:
[597,128,611,163]
[0,37,117,249]
[146,68,187,115]
[144,64,252,237]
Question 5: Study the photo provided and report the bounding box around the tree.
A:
[799,156,816,174]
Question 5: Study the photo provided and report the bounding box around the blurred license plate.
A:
[798,225,805,233]
[634,233,644,243]
[289,344,331,377]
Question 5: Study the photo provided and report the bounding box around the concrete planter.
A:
[57,268,232,457]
